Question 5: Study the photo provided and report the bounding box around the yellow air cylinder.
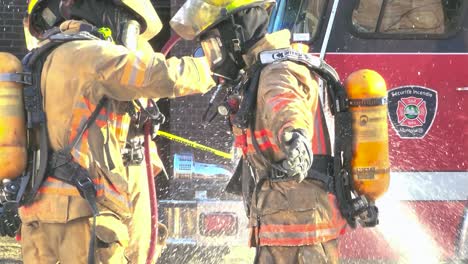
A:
[344,69,390,201]
[0,52,27,180]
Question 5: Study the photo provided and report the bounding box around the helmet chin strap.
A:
[204,15,246,81]
[225,15,247,69]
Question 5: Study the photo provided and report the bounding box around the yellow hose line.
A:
[157,130,232,159]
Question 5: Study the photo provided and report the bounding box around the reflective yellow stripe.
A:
[39,178,80,196]
[121,53,136,86]
[259,233,339,246]
[39,177,131,208]
[69,97,93,168]
[120,52,147,87]
[115,114,131,145]
[95,183,129,208]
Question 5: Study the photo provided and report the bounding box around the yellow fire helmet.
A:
[170,0,275,40]
[113,0,163,40]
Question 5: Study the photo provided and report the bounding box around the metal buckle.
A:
[270,166,290,182]
[0,180,20,204]
[122,140,144,166]
[75,175,99,216]
[76,176,93,190]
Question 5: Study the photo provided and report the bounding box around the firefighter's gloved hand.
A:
[280,129,313,183]
[150,112,165,139]
[0,203,21,237]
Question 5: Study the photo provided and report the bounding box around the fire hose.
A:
[144,101,158,264]
[143,34,181,264]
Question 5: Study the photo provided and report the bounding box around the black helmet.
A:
[26,0,64,38]
[59,0,162,41]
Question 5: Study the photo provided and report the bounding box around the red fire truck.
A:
[159,0,468,263]
[317,0,467,262]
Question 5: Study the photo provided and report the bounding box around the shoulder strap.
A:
[21,32,102,204]
[21,40,68,204]
[259,49,372,226]
[231,65,264,130]
[258,48,348,114]
[18,31,104,264]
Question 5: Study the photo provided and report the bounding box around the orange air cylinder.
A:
[0,52,27,180]
[344,69,390,201]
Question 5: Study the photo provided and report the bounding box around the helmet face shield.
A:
[170,0,226,40]
[170,0,275,40]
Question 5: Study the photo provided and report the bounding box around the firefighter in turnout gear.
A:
[171,0,347,263]
[16,0,215,263]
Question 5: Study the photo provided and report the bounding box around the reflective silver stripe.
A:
[128,55,143,86]
[143,54,156,86]
[166,238,197,245]
[75,101,88,109]
[95,112,108,123]
[269,98,286,111]
[42,179,76,190]
[96,182,130,206]
[259,227,339,240]
[253,133,269,145]
[383,172,468,201]
[42,178,129,205]
[71,115,90,160]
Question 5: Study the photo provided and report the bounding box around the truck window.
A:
[269,0,328,42]
[352,0,465,36]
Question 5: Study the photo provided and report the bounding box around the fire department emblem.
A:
[388,86,438,139]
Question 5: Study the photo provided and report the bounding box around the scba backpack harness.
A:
[225,48,378,228]
[0,30,110,264]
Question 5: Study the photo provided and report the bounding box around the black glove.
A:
[131,101,166,139]
[149,112,165,140]
[279,129,313,183]
[0,202,21,237]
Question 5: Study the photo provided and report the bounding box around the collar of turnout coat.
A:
[242,29,292,69]
[58,20,96,34]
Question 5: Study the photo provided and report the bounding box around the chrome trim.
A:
[456,204,468,260]
[384,172,468,201]
[161,199,249,247]
[159,200,197,206]
[166,238,197,245]
[319,0,340,59]
[199,212,238,236]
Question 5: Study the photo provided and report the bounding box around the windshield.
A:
[352,0,465,36]
[268,0,328,42]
